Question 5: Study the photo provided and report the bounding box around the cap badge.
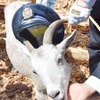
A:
[22,7,33,19]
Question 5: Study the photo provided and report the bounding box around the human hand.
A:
[68,0,92,25]
[68,83,96,100]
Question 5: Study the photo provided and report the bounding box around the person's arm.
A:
[68,1,99,100]
[85,66,100,93]
[68,0,100,93]
[68,0,97,25]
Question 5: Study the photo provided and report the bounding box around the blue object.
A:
[12,3,64,48]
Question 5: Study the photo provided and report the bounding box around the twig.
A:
[89,16,100,32]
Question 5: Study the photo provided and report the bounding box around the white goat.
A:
[4,1,76,100]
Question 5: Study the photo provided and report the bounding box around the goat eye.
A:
[58,58,63,64]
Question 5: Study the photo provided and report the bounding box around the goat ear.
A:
[56,29,77,53]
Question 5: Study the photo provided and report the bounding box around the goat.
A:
[4,1,77,100]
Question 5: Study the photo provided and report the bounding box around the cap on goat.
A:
[12,3,64,48]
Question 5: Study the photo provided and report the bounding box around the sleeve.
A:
[85,65,100,93]
[92,65,100,79]
[85,75,100,93]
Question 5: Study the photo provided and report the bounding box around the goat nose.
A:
[49,90,60,99]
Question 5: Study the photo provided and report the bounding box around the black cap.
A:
[12,3,64,48]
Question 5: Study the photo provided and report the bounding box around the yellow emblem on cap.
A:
[22,7,33,19]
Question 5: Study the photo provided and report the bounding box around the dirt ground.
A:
[0,0,96,100]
